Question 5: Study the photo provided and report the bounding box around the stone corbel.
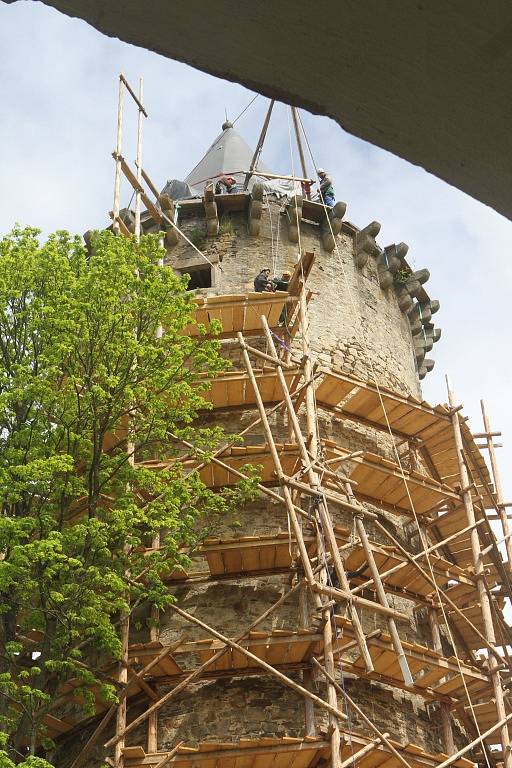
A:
[395,285,414,313]
[404,268,430,297]
[247,183,264,236]
[286,194,304,243]
[354,221,381,268]
[419,358,435,380]
[158,193,179,247]
[413,324,441,371]
[377,242,408,288]
[407,299,440,335]
[203,183,219,237]
[321,201,347,251]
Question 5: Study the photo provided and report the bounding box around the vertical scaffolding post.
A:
[243,99,274,191]
[480,399,512,566]
[428,608,455,754]
[113,75,125,234]
[286,250,342,767]
[114,610,130,768]
[298,547,316,735]
[447,377,511,768]
[291,107,310,198]
[134,77,144,242]
[343,480,412,687]
[261,315,373,675]
[237,333,319,596]
[147,532,160,752]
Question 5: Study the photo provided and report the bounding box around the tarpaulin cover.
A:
[182,125,301,199]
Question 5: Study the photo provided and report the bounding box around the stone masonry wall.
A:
[57,200,450,767]
[169,200,421,397]
[142,202,449,755]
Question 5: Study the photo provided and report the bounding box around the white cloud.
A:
[1,1,511,511]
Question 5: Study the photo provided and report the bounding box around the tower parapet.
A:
[144,128,440,394]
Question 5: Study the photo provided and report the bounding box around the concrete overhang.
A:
[11,0,512,219]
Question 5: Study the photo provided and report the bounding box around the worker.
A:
[272,270,291,292]
[301,179,314,200]
[271,270,292,325]
[254,268,271,292]
[215,175,237,194]
[317,168,335,207]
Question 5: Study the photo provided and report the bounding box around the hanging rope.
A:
[232,94,259,125]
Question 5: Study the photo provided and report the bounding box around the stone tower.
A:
[59,121,511,768]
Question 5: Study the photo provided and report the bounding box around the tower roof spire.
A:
[184,122,271,192]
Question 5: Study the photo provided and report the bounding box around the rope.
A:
[232,94,259,126]
[266,191,277,276]
[296,108,494,765]
[159,209,220,272]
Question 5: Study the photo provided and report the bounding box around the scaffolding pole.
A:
[427,607,455,755]
[291,107,310,197]
[243,99,274,191]
[447,377,511,768]
[481,399,512,566]
[134,77,144,242]
[260,317,373,676]
[112,75,125,234]
[265,250,344,764]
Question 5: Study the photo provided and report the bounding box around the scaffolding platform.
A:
[198,367,302,409]
[121,733,474,768]
[323,441,460,514]
[130,629,324,677]
[140,443,301,488]
[172,528,476,606]
[334,617,493,703]
[197,527,351,577]
[428,506,500,579]
[182,292,295,339]
[462,700,512,743]
[315,370,495,505]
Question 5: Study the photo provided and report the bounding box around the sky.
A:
[1,1,511,508]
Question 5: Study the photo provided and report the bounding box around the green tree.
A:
[0,228,256,763]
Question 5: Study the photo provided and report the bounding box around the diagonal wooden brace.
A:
[259,316,374,673]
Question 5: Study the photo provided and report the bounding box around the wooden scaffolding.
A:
[45,238,512,768]
[52,78,512,768]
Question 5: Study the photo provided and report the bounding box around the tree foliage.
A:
[0,228,256,762]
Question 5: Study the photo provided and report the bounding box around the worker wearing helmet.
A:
[317,168,335,207]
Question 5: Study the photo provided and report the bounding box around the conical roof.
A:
[184,121,271,193]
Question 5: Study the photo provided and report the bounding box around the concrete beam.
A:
[16,0,512,220]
